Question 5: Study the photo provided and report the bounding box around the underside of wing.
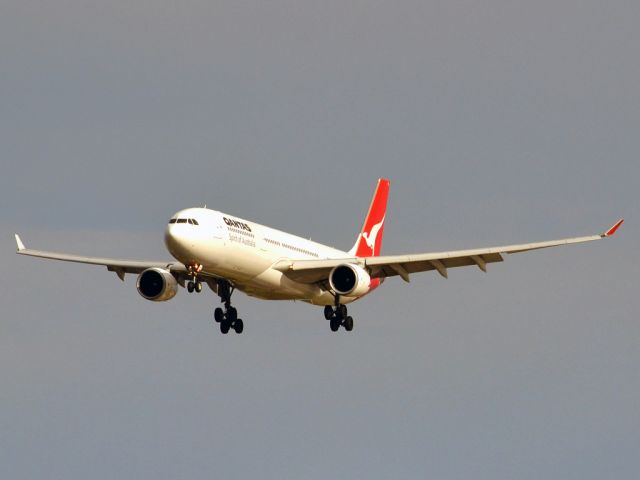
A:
[367,251,504,280]
[273,219,623,284]
[15,234,188,280]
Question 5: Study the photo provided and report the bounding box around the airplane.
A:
[15,178,623,334]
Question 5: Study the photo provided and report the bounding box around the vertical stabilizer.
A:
[349,178,390,257]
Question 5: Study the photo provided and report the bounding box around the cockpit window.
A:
[169,217,199,225]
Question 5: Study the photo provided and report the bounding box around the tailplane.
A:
[349,178,390,257]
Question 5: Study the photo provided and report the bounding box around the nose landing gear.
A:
[186,263,204,293]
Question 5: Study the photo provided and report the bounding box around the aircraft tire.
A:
[330,318,340,332]
[187,281,194,293]
[344,316,354,331]
[214,308,224,323]
[234,319,244,334]
[220,321,231,334]
[324,305,333,320]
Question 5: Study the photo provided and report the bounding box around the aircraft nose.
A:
[164,224,176,248]
[164,223,191,256]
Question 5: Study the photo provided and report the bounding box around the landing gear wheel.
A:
[338,304,348,319]
[214,280,244,334]
[187,281,194,293]
[324,305,334,320]
[344,316,354,331]
[330,318,341,332]
[233,319,244,334]
[195,282,202,293]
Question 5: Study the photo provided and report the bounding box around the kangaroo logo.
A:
[362,215,385,254]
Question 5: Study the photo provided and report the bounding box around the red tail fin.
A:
[349,178,390,257]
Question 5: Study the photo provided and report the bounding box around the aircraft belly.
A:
[237,267,323,301]
[204,243,272,282]
[306,292,358,306]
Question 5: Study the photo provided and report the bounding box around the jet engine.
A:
[136,268,178,301]
[328,264,371,297]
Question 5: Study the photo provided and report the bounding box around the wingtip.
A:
[15,234,25,251]
[603,218,624,237]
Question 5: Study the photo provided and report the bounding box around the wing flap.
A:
[367,252,504,279]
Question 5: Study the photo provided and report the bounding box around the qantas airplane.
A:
[15,178,623,334]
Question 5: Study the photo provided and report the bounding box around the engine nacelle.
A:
[136,268,178,302]
[329,264,371,297]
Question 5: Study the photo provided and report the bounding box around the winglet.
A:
[603,218,624,237]
[15,234,26,251]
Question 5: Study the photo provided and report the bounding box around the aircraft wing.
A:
[274,219,624,284]
[14,234,188,281]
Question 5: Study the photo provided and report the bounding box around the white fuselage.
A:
[164,207,361,305]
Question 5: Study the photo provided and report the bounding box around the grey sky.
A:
[1,1,638,478]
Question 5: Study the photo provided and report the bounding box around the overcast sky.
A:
[1,1,638,478]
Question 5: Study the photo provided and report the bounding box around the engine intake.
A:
[329,264,371,297]
[136,268,178,301]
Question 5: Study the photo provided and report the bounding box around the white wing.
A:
[14,234,188,281]
[273,219,624,284]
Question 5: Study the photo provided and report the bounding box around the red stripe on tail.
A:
[351,179,390,258]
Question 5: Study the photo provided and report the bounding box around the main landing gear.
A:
[213,280,243,334]
[324,298,354,332]
[185,265,243,334]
